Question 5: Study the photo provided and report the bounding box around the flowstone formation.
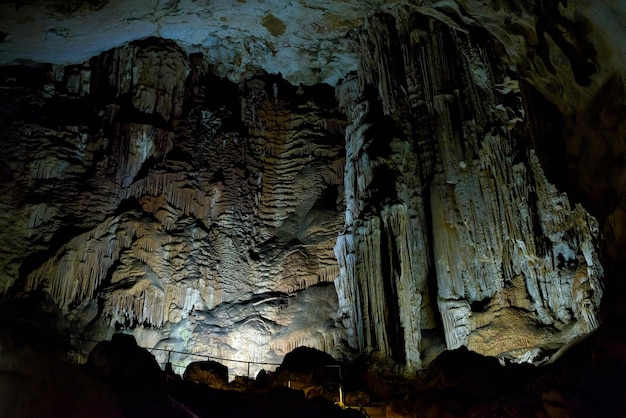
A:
[1,0,621,381]
[334,8,603,371]
[0,38,348,376]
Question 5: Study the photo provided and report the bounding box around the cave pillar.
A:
[335,6,604,367]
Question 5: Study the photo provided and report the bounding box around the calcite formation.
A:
[1,37,347,376]
[1,0,624,378]
[334,8,603,370]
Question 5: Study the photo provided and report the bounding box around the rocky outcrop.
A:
[383,327,626,418]
[183,360,229,388]
[334,8,603,371]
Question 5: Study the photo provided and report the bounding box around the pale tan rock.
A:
[0,0,622,379]
[0,40,348,377]
[334,8,603,369]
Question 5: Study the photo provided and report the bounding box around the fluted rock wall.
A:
[334,9,603,370]
[0,2,614,378]
[0,38,347,376]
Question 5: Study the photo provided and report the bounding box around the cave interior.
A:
[0,1,625,417]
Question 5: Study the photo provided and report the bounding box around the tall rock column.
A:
[335,8,603,369]
[335,13,439,370]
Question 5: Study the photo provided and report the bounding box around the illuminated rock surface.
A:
[1,37,348,377]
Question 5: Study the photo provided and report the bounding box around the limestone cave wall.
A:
[0,38,348,375]
[334,8,603,371]
[0,1,620,378]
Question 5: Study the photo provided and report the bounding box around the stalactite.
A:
[245,91,345,245]
[106,280,166,328]
[269,330,338,358]
[380,204,426,370]
[25,216,130,312]
[114,124,174,188]
[119,171,221,222]
[437,299,471,350]
[30,157,69,180]
[317,265,339,284]
[334,233,360,351]
[0,38,354,381]
[97,38,188,121]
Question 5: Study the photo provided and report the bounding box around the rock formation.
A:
[334,7,604,371]
[1,0,625,391]
[0,37,348,376]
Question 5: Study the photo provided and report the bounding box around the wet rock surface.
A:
[0,29,606,376]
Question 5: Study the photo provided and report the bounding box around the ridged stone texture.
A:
[2,0,625,377]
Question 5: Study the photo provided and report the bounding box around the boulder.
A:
[183,360,229,389]
[87,333,163,389]
[86,333,187,418]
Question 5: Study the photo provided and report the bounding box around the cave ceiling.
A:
[1,0,624,90]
